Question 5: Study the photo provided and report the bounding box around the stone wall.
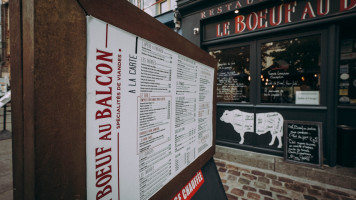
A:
[214,146,356,200]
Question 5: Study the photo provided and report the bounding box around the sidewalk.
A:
[0,139,12,200]
[0,105,13,200]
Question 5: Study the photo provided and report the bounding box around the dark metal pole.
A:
[3,103,6,130]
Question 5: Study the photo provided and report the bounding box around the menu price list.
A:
[138,41,176,200]
[141,41,173,94]
[139,145,172,200]
[136,39,214,199]
[198,66,214,154]
[285,121,322,166]
[174,56,198,172]
[138,95,171,153]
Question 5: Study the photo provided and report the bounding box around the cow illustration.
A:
[220,109,284,148]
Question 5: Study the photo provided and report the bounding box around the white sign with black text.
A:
[295,91,320,105]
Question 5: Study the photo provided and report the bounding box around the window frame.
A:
[156,0,170,15]
[257,29,328,106]
[210,29,328,107]
[209,41,256,105]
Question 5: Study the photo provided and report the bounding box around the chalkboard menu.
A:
[284,121,322,167]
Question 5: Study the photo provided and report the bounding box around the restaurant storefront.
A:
[176,0,356,167]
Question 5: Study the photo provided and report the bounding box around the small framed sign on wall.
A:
[284,120,323,167]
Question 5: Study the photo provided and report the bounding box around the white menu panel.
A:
[86,16,214,200]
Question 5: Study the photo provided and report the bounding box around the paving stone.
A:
[247,192,261,200]
[285,183,305,193]
[278,177,294,183]
[277,194,292,200]
[270,187,288,194]
[242,173,257,180]
[231,188,244,196]
[303,195,318,200]
[258,176,270,184]
[254,182,267,189]
[272,180,283,187]
[252,170,265,177]
[227,175,237,181]
[238,177,251,185]
[307,188,322,196]
[228,169,240,176]
[242,185,257,192]
[327,189,350,197]
[266,173,277,180]
[226,193,238,200]
[259,189,272,197]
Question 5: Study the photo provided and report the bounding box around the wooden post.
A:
[10,0,87,199]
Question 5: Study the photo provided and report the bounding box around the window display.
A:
[339,25,356,104]
[261,35,321,104]
[210,46,250,103]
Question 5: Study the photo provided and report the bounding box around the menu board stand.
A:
[172,158,228,200]
[284,120,323,167]
[192,159,228,200]
[10,0,216,199]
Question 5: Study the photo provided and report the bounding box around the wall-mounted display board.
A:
[284,121,323,167]
[10,0,216,199]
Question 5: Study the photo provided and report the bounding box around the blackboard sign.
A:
[284,121,323,167]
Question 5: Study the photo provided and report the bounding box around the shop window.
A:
[155,0,170,15]
[210,46,250,103]
[261,35,321,104]
[160,0,169,13]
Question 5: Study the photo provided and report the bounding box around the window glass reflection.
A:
[210,46,250,102]
[261,35,321,104]
[339,24,356,104]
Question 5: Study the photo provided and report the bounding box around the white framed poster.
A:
[86,16,215,200]
[295,91,320,105]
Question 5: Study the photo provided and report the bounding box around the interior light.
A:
[234,10,239,14]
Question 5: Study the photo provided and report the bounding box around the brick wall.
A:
[215,158,356,200]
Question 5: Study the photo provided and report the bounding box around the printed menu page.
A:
[86,16,215,200]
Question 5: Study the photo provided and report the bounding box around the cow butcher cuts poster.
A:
[86,17,215,200]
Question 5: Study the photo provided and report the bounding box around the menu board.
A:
[86,17,215,200]
[284,121,322,167]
